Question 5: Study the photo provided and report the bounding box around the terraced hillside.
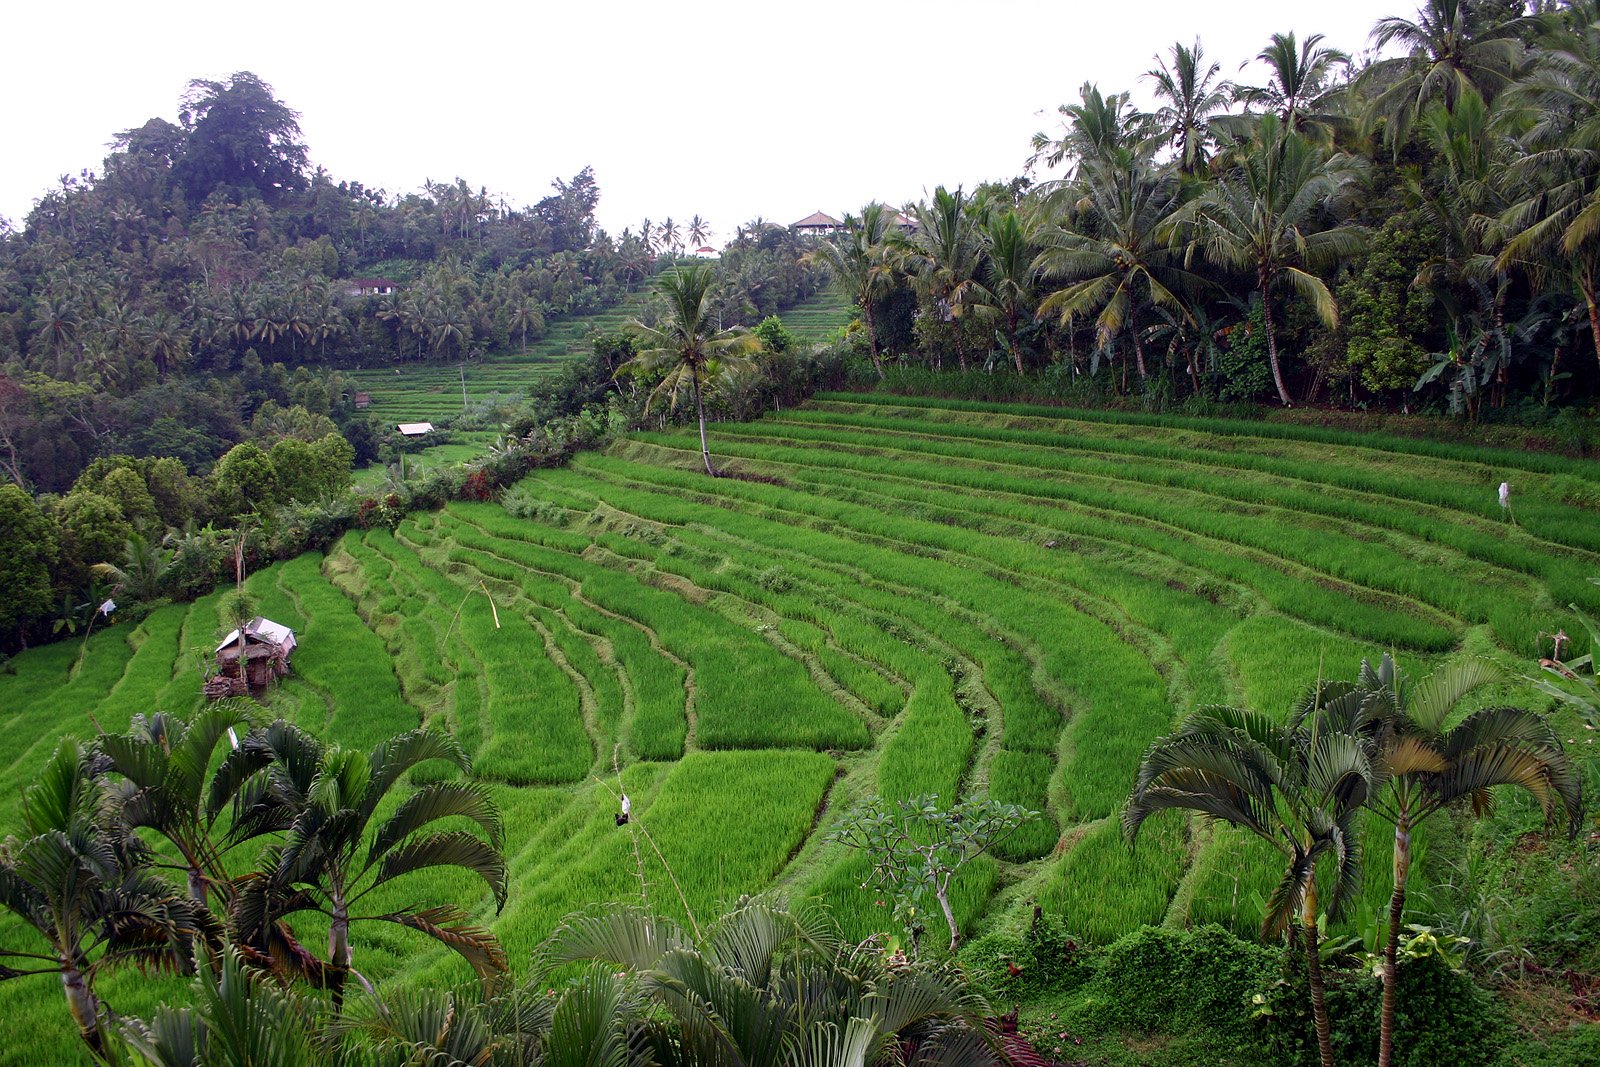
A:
[346,294,650,427]
[3,393,1596,1065]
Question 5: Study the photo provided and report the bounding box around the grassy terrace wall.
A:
[1,392,1595,1063]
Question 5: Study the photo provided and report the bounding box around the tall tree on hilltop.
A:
[1498,0,1600,375]
[171,72,308,206]
[901,186,984,372]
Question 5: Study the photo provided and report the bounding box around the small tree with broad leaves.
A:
[829,793,1039,952]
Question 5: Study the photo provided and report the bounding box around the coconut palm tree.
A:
[688,214,713,248]
[803,203,898,376]
[901,186,984,372]
[1145,39,1234,175]
[1125,705,1376,1067]
[0,739,216,1060]
[1035,153,1205,384]
[91,528,175,603]
[1168,113,1367,405]
[1231,32,1352,145]
[973,210,1042,374]
[1294,653,1582,1067]
[223,723,507,1001]
[1030,83,1157,176]
[1497,1,1600,374]
[621,263,760,477]
[1362,0,1535,148]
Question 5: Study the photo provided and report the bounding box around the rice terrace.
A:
[11,5,1600,1064]
[4,387,1597,1062]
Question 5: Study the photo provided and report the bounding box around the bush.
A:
[1253,946,1505,1067]
[961,911,1099,1000]
[1075,924,1277,1034]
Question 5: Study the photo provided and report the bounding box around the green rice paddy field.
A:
[3,392,1598,1063]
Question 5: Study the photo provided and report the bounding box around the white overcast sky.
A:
[4,0,1413,243]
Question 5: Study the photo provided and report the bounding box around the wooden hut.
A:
[206,617,296,698]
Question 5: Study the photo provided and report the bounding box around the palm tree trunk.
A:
[60,965,105,1060]
[1581,268,1600,378]
[864,300,884,378]
[1302,888,1335,1067]
[1010,306,1024,375]
[692,373,715,477]
[329,899,351,1010]
[1260,275,1293,407]
[1379,817,1412,1067]
[187,864,207,906]
[1132,320,1148,381]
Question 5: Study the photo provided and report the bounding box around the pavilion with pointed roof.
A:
[792,211,843,235]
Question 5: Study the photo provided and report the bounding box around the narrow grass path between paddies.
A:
[1,392,1595,1065]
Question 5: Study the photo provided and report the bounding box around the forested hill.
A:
[0,72,825,494]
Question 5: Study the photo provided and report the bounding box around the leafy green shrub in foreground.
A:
[1253,945,1503,1067]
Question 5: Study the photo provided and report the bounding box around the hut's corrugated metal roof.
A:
[217,617,297,655]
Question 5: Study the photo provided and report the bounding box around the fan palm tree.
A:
[544,898,1002,1067]
[222,724,508,1001]
[119,946,323,1067]
[1167,113,1367,405]
[1125,706,1377,1067]
[1145,39,1233,175]
[803,203,898,376]
[95,704,260,906]
[1035,153,1205,384]
[1294,653,1582,1067]
[0,739,216,1060]
[621,263,760,477]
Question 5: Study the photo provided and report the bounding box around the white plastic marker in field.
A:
[1499,481,1519,526]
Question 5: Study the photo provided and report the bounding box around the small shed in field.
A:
[397,421,434,437]
[207,617,296,697]
[353,391,372,409]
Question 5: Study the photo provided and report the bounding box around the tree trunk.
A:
[692,373,716,477]
[1379,817,1412,1067]
[1010,307,1024,375]
[187,864,207,906]
[936,881,961,953]
[61,965,105,1060]
[1581,269,1600,378]
[1261,275,1293,407]
[1132,320,1148,381]
[329,899,351,1010]
[864,300,884,378]
[1302,887,1335,1067]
